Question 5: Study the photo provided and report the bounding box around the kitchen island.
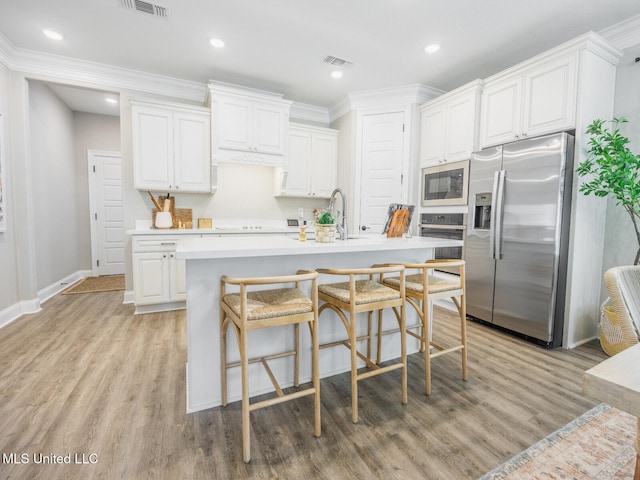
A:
[176,235,463,413]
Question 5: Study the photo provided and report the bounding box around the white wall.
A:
[602,45,640,276]
[0,62,19,314]
[29,82,82,290]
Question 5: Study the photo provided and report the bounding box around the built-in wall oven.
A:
[419,213,467,274]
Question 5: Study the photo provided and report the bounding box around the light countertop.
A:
[127,227,302,235]
[176,235,463,260]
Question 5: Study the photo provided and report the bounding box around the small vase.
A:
[315,223,336,243]
[155,211,173,229]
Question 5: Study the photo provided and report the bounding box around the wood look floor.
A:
[0,291,607,479]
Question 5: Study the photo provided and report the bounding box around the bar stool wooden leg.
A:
[240,328,251,463]
[400,302,407,405]
[310,320,321,437]
[376,309,383,365]
[422,297,431,396]
[294,323,300,387]
[349,305,359,423]
[221,314,228,406]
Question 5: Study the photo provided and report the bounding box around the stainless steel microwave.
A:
[420,160,469,206]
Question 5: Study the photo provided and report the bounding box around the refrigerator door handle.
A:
[490,171,500,260]
[494,170,506,259]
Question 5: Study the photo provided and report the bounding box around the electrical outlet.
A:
[298,207,304,218]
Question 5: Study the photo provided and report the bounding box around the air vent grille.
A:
[323,55,353,67]
[121,0,168,17]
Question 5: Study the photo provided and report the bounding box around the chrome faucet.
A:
[328,188,348,240]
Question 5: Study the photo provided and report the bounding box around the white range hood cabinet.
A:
[207,81,292,169]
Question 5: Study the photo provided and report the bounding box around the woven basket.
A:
[315,224,336,243]
[599,303,627,356]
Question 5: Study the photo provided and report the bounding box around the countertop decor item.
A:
[314,210,336,243]
[577,117,640,264]
[382,204,415,238]
[155,211,172,229]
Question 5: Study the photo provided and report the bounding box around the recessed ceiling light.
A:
[210,38,225,48]
[43,29,63,41]
[105,97,118,105]
[331,71,343,79]
[424,43,440,54]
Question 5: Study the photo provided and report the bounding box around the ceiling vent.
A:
[121,0,168,18]
[323,55,353,67]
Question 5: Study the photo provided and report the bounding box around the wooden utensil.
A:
[147,191,162,211]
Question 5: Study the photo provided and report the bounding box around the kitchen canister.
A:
[155,211,173,229]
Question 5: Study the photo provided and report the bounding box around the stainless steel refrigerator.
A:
[466,132,574,347]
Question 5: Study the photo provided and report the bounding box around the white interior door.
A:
[89,150,124,276]
[359,112,405,234]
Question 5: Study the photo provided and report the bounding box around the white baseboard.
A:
[123,290,135,304]
[0,298,41,330]
[38,269,92,304]
[0,269,93,331]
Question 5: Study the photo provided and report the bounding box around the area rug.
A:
[479,403,637,479]
[61,275,125,294]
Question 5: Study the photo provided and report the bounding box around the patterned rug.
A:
[61,275,125,294]
[479,403,637,479]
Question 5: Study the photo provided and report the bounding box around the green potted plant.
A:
[577,117,640,264]
[314,210,337,243]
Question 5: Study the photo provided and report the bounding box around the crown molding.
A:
[329,83,444,122]
[290,101,330,125]
[598,14,640,50]
[0,32,16,69]
[348,83,444,110]
[0,31,206,103]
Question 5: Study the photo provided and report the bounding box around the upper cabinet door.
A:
[310,131,338,198]
[253,102,288,155]
[522,53,577,138]
[132,99,211,193]
[419,80,482,167]
[420,105,446,166]
[284,128,312,196]
[445,93,478,162]
[479,52,578,148]
[173,112,211,193]
[479,76,523,148]
[133,105,173,190]
[216,96,252,151]
[277,123,338,198]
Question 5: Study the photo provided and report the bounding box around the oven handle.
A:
[419,224,466,230]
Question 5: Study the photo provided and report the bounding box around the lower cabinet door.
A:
[133,252,169,305]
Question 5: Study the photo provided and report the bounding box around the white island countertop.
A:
[176,235,463,260]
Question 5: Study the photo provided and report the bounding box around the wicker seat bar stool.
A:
[220,270,320,463]
[316,265,406,423]
[380,259,467,395]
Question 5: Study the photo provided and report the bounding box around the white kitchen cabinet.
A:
[419,80,482,167]
[479,53,577,148]
[209,84,292,165]
[132,236,186,313]
[276,123,338,198]
[132,99,211,193]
